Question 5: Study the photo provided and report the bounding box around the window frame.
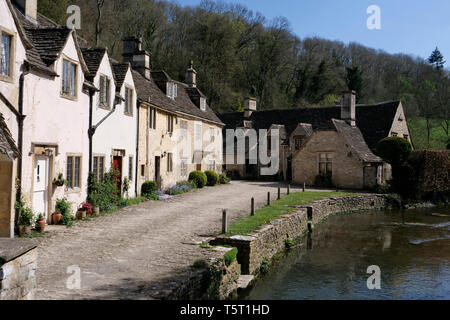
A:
[128,156,134,181]
[180,158,188,177]
[124,85,134,116]
[61,57,78,100]
[0,27,15,82]
[99,74,111,109]
[167,115,175,133]
[93,155,105,182]
[149,107,157,130]
[167,153,173,173]
[200,97,206,111]
[318,153,333,176]
[66,154,82,191]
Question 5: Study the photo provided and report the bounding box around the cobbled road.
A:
[35,181,301,300]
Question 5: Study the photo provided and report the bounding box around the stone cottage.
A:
[219,91,412,190]
[122,37,224,192]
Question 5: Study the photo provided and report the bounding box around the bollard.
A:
[267,192,271,206]
[222,209,228,234]
[278,187,281,200]
[303,182,306,192]
[287,184,290,195]
[251,198,255,216]
[306,206,313,221]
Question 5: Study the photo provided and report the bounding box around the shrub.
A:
[260,258,271,275]
[18,207,34,227]
[167,181,194,195]
[189,171,207,188]
[226,169,241,180]
[224,247,238,267]
[55,198,71,216]
[79,202,93,215]
[285,239,295,249]
[219,173,230,184]
[87,170,120,212]
[373,184,390,194]
[376,137,412,166]
[205,170,220,186]
[141,181,157,197]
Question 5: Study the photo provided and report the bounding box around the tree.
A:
[376,137,412,166]
[37,0,70,25]
[428,47,446,70]
[346,66,363,101]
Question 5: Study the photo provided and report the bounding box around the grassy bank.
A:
[226,191,357,236]
[409,117,448,150]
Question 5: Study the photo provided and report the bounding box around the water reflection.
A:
[244,208,450,300]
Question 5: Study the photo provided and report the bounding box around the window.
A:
[99,75,111,107]
[62,59,77,97]
[403,134,409,140]
[149,107,156,129]
[168,115,175,133]
[93,156,105,182]
[319,153,333,176]
[167,153,173,172]
[0,32,12,78]
[67,155,82,189]
[200,97,206,111]
[391,132,398,137]
[167,82,177,99]
[128,156,134,181]
[210,128,215,143]
[181,158,188,177]
[294,137,304,150]
[124,87,133,115]
[141,164,145,177]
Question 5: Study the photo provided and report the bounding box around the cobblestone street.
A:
[35,181,300,300]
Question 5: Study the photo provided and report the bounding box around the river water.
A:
[244,208,450,300]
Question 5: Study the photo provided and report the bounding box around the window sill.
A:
[60,93,78,101]
[99,104,111,110]
[65,187,82,194]
[0,75,14,83]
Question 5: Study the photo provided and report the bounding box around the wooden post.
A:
[287,184,290,195]
[267,192,271,206]
[303,182,306,192]
[306,206,313,221]
[277,187,281,200]
[251,198,255,216]
[222,209,228,234]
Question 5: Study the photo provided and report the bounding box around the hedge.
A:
[189,171,207,188]
[205,170,220,186]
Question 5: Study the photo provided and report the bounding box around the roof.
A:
[132,71,224,126]
[0,113,19,160]
[111,63,130,92]
[81,47,107,78]
[332,119,382,163]
[219,101,400,151]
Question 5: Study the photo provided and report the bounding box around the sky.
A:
[173,0,450,63]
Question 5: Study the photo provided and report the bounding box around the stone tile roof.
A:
[132,71,224,126]
[81,47,107,78]
[332,119,382,163]
[0,113,19,159]
[219,101,400,151]
[111,62,130,92]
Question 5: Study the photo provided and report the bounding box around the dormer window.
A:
[167,82,177,99]
[99,75,111,108]
[200,97,206,111]
[0,31,13,79]
[62,59,77,98]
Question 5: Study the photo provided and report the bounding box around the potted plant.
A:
[53,173,67,187]
[53,197,71,225]
[35,214,46,233]
[18,208,34,236]
[76,202,92,220]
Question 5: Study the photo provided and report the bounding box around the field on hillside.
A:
[408,117,448,150]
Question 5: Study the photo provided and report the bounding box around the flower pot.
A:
[52,212,62,225]
[54,181,65,187]
[36,219,46,233]
[19,225,31,237]
[76,210,86,220]
[93,207,100,216]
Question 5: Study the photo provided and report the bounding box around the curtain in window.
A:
[1,34,11,76]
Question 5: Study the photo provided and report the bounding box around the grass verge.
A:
[225,191,357,236]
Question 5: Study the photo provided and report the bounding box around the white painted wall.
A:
[92,54,138,197]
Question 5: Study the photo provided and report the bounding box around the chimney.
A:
[341,91,356,127]
[122,37,151,79]
[185,60,197,88]
[244,97,257,118]
[16,0,37,21]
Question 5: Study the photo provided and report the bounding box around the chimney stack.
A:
[122,37,151,79]
[16,0,37,21]
[244,97,257,118]
[185,60,197,88]
[341,91,356,127]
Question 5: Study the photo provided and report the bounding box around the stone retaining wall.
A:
[211,194,390,275]
[0,239,38,300]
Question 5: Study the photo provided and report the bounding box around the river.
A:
[243,208,450,300]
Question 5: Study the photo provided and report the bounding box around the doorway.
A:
[33,156,49,220]
[113,156,123,195]
[155,156,161,190]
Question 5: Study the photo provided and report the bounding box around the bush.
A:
[205,170,219,186]
[226,169,241,180]
[224,247,238,267]
[19,207,34,227]
[55,198,71,216]
[167,181,194,195]
[87,170,120,212]
[376,137,412,166]
[219,173,230,184]
[189,171,207,188]
[141,181,157,197]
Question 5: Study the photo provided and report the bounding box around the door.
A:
[155,156,161,190]
[33,156,49,220]
[113,156,123,195]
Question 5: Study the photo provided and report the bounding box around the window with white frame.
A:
[210,127,215,142]
[208,160,215,171]
[124,87,133,116]
[62,59,77,97]
[167,82,177,99]
[0,31,13,78]
[167,153,173,172]
[194,123,202,151]
[99,75,111,107]
[200,97,206,111]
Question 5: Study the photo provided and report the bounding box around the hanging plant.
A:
[53,173,67,187]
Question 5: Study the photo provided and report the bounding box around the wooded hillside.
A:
[38,0,449,148]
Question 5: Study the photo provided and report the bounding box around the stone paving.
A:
[35,181,302,300]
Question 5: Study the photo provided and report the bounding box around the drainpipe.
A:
[135,99,140,198]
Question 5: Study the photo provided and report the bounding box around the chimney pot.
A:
[16,0,37,21]
[122,37,150,80]
[185,60,197,88]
